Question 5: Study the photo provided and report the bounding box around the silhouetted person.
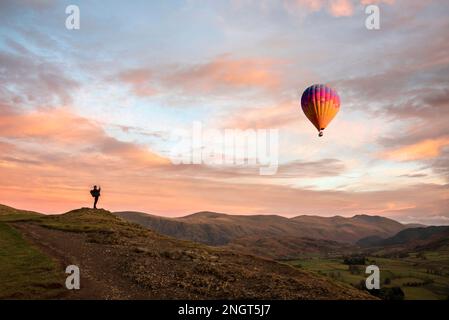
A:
[90,185,101,209]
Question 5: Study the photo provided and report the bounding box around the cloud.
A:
[398,173,427,178]
[116,69,157,97]
[0,106,169,167]
[329,0,354,17]
[277,159,346,177]
[218,101,299,129]
[432,149,449,182]
[0,50,79,106]
[161,158,345,180]
[360,0,394,4]
[382,88,449,124]
[0,0,56,16]
[170,56,281,91]
[381,137,449,161]
[115,55,283,98]
[400,214,449,226]
[285,0,394,17]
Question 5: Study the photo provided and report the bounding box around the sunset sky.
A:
[0,0,448,225]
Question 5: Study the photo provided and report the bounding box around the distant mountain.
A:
[357,226,449,249]
[355,235,385,247]
[115,211,409,246]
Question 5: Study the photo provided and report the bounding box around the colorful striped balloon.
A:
[301,84,340,137]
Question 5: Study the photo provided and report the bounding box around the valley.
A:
[286,248,449,300]
[116,209,449,300]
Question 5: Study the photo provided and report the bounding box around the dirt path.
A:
[11,222,152,299]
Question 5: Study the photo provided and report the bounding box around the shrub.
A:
[343,256,366,265]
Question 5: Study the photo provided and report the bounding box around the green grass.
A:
[287,252,449,300]
[0,222,65,299]
[37,208,144,233]
[33,208,152,247]
[402,287,442,300]
[0,204,42,223]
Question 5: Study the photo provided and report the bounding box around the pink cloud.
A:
[286,0,395,17]
[115,55,283,98]
[170,56,281,91]
[329,0,354,17]
[218,101,299,129]
[116,69,158,97]
[0,106,169,166]
[381,137,449,161]
[360,0,395,4]
[293,0,324,11]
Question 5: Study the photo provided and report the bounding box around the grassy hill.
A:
[0,204,42,221]
[0,205,64,299]
[0,205,373,300]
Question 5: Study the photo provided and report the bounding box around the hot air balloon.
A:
[301,84,340,137]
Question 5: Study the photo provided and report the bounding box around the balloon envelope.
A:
[301,84,340,135]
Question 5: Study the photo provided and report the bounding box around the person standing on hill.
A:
[90,185,101,209]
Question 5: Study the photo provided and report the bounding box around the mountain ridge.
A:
[114,210,415,246]
[357,225,449,249]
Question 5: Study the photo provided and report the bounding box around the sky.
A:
[0,0,448,225]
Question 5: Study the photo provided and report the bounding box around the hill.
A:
[0,204,42,220]
[226,236,353,260]
[0,205,373,300]
[115,211,410,246]
[357,226,449,250]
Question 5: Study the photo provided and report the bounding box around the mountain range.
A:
[114,211,427,259]
[115,211,418,245]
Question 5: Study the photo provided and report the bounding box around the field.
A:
[286,250,449,300]
[0,221,65,299]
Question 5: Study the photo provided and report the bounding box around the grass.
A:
[0,204,42,223]
[33,208,153,247]
[287,250,449,300]
[0,222,65,299]
[37,208,145,234]
[402,287,442,300]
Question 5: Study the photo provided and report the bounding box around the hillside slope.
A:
[115,211,409,245]
[0,205,373,300]
[226,236,353,259]
[357,226,449,250]
[0,204,42,220]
